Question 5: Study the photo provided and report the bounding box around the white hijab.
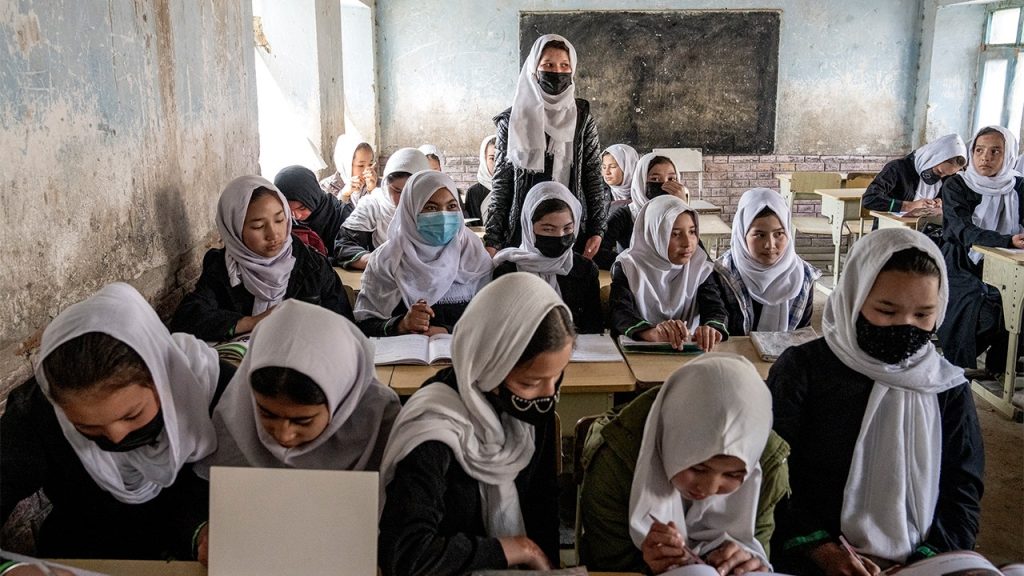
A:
[34,283,220,504]
[822,228,966,562]
[476,134,498,190]
[217,175,296,315]
[728,188,805,332]
[354,170,493,320]
[603,144,640,202]
[964,126,1022,263]
[201,300,399,474]
[628,354,771,564]
[912,133,967,201]
[342,147,430,247]
[493,182,581,295]
[507,34,579,186]
[629,153,668,218]
[616,195,712,326]
[418,144,446,171]
[379,273,569,536]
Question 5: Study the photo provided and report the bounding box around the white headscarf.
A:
[34,283,220,504]
[332,134,369,187]
[418,144,446,171]
[964,126,1022,263]
[476,134,498,190]
[217,175,296,315]
[629,153,669,218]
[728,188,805,332]
[493,182,581,295]
[200,300,399,474]
[628,354,771,563]
[354,170,493,320]
[603,144,640,202]
[507,34,579,186]
[616,195,712,326]
[822,228,965,563]
[379,273,570,536]
[912,133,967,201]
[342,148,430,247]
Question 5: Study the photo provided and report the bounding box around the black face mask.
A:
[855,314,933,365]
[646,182,669,200]
[82,409,165,452]
[534,233,575,258]
[487,382,560,426]
[920,168,941,185]
[537,71,572,95]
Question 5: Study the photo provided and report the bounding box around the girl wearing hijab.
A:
[596,153,687,269]
[274,165,352,259]
[1,283,231,560]
[579,355,789,574]
[493,182,603,333]
[609,195,728,351]
[464,134,498,222]
[378,273,574,575]
[354,170,492,337]
[769,228,984,575]
[602,143,640,206]
[336,148,431,270]
[319,133,378,206]
[863,133,967,213]
[418,144,446,172]
[170,175,352,341]
[485,34,607,261]
[938,125,1024,371]
[715,188,821,336]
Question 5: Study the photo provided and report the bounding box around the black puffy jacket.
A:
[484,99,608,249]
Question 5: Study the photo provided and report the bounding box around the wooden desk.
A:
[971,245,1024,420]
[687,198,723,214]
[815,188,867,288]
[335,267,364,307]
[599,269,612,289]
[623,336,773,386]
[468,225,485,240]
[869,210,942,231]
[52,559,205,575]
[376,365,394,388]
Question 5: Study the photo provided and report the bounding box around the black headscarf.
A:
[274,165,351,258]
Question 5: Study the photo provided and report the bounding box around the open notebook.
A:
[881,551,1024,575]
[749,327,818,361]
[372,334,453,365]
[570,334,624,362]
[209,467,378,576]
[662,566,782,576]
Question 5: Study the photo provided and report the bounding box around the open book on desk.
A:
[617,335,703,355]
[372,334,452,365]
[663,565,783,576]
[570,334,625,362]
[881,550,1024,575]
[749,327,818,361]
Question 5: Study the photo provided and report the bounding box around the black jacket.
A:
[377,368,560,576]
[485,99,608,249]
[463,183,490,223]
[0,363,233,560]
[862,154,922,212]
[767,338,984,573]
[334,227,375,268]
[608,261,729,338]
[170,237,353,340]
[494,254,604,334]
[594,205,635,270]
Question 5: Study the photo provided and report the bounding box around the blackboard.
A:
[520,11,780,154]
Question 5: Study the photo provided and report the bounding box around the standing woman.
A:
[378,273,574,575]
[485,34,607,260]
[862,133,967,214]
[938,125,1024,371]
[274,165,352,259]
[715,188,821,336]
[601,143,640,206]
[464,135,497,222]
[320,133,379,206]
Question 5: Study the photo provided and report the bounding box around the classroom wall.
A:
[0,1,258,398]
[923,3,987,142]
[375,0,922,157]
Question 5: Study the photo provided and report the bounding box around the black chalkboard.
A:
[520,11,780,154]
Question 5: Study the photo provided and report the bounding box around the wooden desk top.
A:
[388,360,636,396]
[468,226,486,239]
[869,210,920,224]
[52,559,205,575]
[624,336,773,385]
[376,365,395,386]
[814,187,866,200]
[687,198,723,213]
[335,267,363,291]
[972,245,1024,264]
[599,268,612,288]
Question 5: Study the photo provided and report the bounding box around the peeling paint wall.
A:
[925,3,986,142]
[376,0,922,156]
[0,0,259,396]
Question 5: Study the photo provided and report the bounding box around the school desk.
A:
[869,209,942,231]
[970,245,1024,420]
[468,225,486,240]
[687,198,723,215]
[599,268,612,289]
[52,562,639,576]
[814,187,867,292]
[335,267,363,292]
[623,336,773,387]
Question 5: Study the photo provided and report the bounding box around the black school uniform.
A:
[377,368,559,576]
[937,174,1024,369]
[493,254,604,334]
[0,363,234,560]
[334,226,376,268]
[463,183,490,223]
[767,338,984,574]
[170,237,352,341]
[862,154,923,213]
[607,261,729,339]
[594,205,635,270]
[356,301,470,337]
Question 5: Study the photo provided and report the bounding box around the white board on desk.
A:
[209,467,378,576]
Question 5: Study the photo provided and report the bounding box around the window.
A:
[976,6,1024,142]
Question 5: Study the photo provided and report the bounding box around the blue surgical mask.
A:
[416,211,461,246]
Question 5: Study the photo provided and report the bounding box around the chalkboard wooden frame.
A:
[520,10,780,154]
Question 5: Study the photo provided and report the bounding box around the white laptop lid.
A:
[209,467,378,576]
